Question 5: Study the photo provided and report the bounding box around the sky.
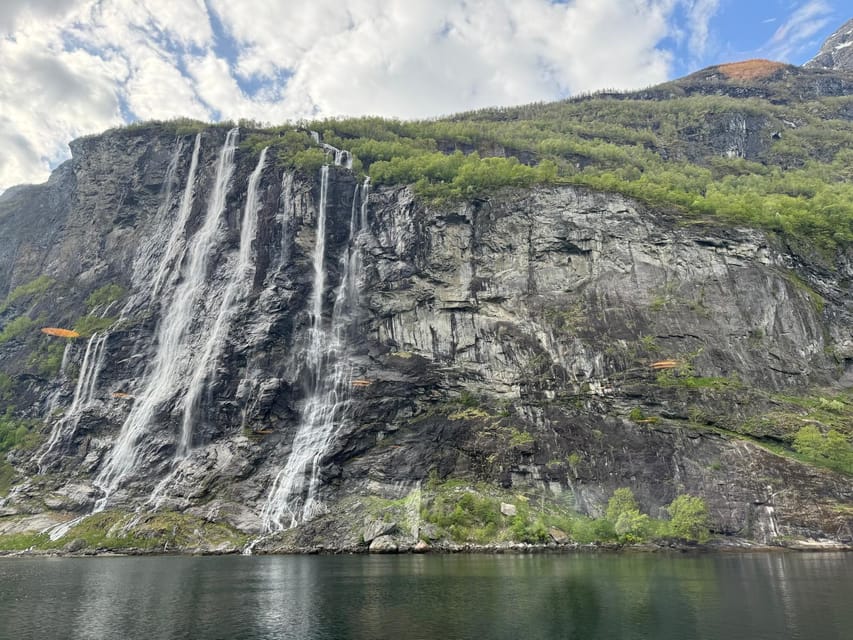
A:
[0,0,849,192]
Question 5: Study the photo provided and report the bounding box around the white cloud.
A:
[764,0,833,60]
[1,0,720,192]
[0,5,124,189]
[683,0,720,60]
[0,0,78,35]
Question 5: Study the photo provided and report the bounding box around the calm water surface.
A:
[1,552,851,639]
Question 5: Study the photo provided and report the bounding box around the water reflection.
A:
[1,553,851,639]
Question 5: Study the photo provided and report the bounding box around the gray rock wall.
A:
[0,127,851,546]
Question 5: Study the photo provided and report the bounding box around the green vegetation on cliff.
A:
[0,510,249,553]
[419,481,710,545]
[209,64,853,254]
[0,407,40,456]
[0,276,55,315]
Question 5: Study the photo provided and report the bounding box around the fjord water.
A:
[1,554,851,640]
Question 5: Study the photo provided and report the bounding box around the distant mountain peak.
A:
[804,18,853,71]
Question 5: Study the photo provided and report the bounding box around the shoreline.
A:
[2,537,850,558]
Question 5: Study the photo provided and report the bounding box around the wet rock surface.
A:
[0,124,851,550]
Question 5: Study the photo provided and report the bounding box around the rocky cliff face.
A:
[0,124,851,552]
[806,18,853,72]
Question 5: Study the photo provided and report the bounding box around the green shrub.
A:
[0,372,12,401]
[509,428,534,447]
[0,276,54,314]
[793,425,853,473]
[0,461,14,497]
[28,341,66,377]
[0,408,41,455]
[665,494,710,541]
[73,316,116,338]
[0,315,36,343]
[85,284,125,311]
[606,488,651,542]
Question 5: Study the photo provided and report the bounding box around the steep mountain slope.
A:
[805,18,853,72]
[1,54,852,552]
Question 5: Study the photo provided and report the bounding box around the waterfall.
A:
[94,128,239,505]
[37,139,192,470]
[178,147,268,455]
[37,332,109,471]
[58,342,73,377]
[321,143,353,170]
[259,170,367,532]
[279,172,294,266]
[360,177,370,231]
[149,134,202,301]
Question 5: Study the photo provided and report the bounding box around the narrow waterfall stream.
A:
[94,128,239,508]
[149,134,202,301]
[257,170,368,535]
[179,147,268,455]
[37,332,109,471]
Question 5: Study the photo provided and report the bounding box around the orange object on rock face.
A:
[40,327,81,338]
[650,360,678,369]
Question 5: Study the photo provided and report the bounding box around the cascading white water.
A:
[360,177,370,231]
[279,172,294,266]
[94,128,239,506]
[37,332,109,471]
[321,142,353,170]
[37,140,191,470]
[58,343,73,377]
[178,147,268,455]
[259,170,367,532]
[149,134,202,301]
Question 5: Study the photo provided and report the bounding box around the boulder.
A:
[549,527,569,544]
[363,520,397,544]
[413,540,431,553]
[369,535,398,553]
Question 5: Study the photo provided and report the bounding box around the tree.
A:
[666,495,710,542]
[606,488,650,542]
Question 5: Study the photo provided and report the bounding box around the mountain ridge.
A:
[805,17,853,72]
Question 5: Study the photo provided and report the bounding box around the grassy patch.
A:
[0,461,15,497]
[73,315,116,337]
[0,532,50,551]
[0,408,41,455]
[0,510,249,552]
[28,341,66,378]
[656,372,741,390]
[783,271,826,314]
[0,276,55,315]
[0,315,36,343]
[0,372,12,402]
[85,284,125,311]
[448,407,491,421]
[508,428,534,447]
